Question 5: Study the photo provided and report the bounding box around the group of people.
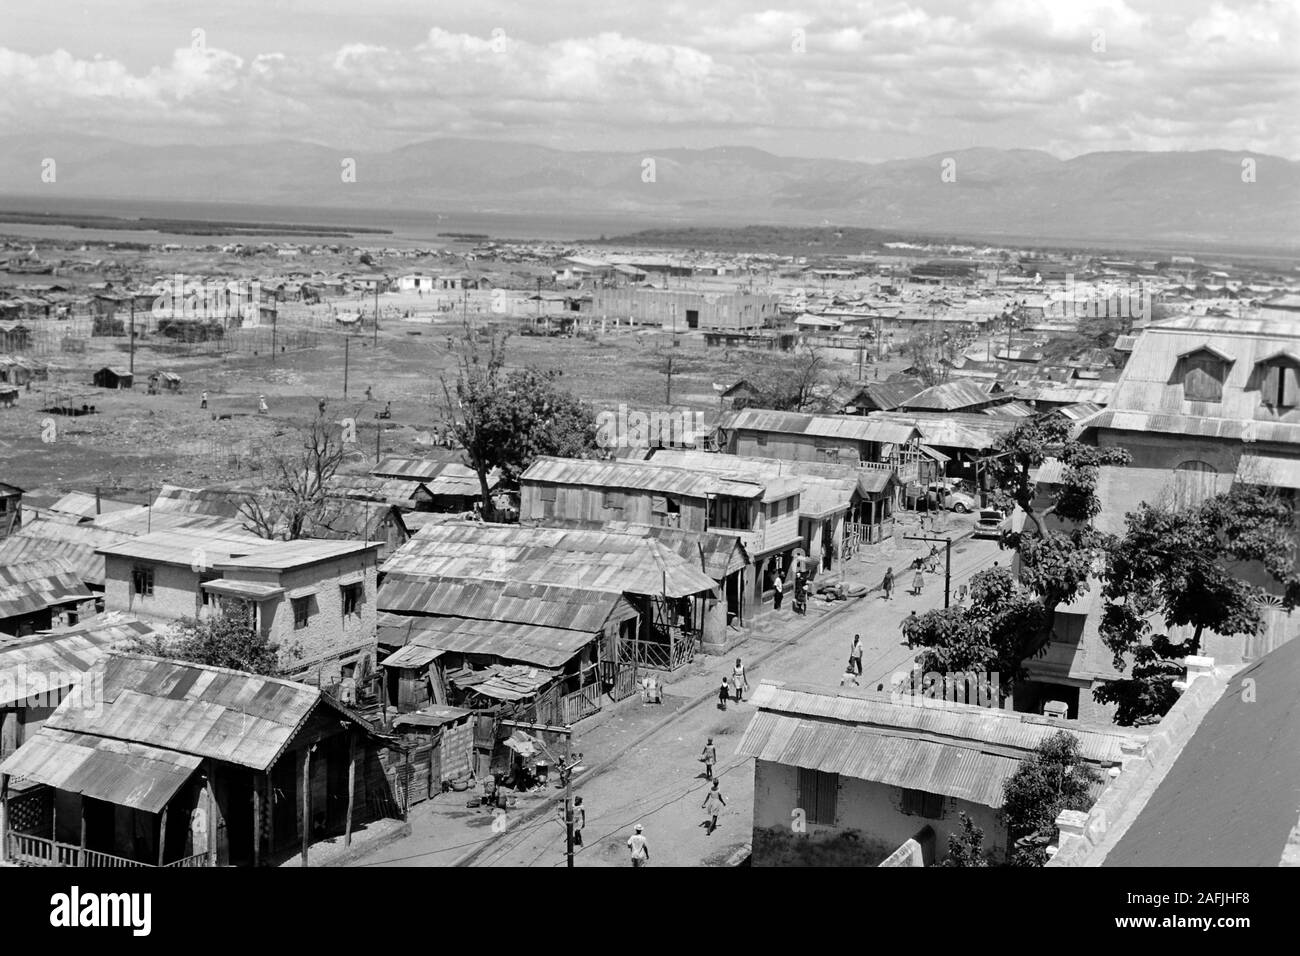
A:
[717,658,748,710]
[772,569,809,615]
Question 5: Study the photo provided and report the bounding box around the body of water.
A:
[0,195,686,247]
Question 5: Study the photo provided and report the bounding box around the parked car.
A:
[974,508,1007,538]
[927,482,976,513]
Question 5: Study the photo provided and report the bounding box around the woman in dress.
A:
[702,780,728,835]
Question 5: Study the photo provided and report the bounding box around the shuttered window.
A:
[1261,362,1299,409]
[602,490,623,510]
[539,484,557,502]
[1181,354,1225,403]
[900,788,945,819]
[797,768,838,825]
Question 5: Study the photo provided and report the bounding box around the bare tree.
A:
[239,411,352,540]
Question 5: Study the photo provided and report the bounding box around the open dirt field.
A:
[3,308,909,502]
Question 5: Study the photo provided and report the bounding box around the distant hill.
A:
[0,135,1295,248]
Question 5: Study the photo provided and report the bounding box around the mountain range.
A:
[0,135,1296,248]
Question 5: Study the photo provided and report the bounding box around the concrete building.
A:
[97,529,382,684]
[590,287,779,331]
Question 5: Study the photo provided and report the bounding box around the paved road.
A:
[465,536,1005,868]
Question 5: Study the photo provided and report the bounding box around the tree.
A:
[902,415,1128,697]
[737,345,830,411]
[239,411,352,540]
[905,330,959,387]
[992,413,1130,627]
[901,566,1047,701]
[939,812,989,867]
[441,321,598,520]
[1001,731,1102,867]
[130,613,286,677]
[1095,485,1300,724]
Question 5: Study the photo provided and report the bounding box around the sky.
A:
[1,0,1296,161]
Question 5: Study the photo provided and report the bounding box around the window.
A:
[342,583,363,616]
[797,768,838,825]
[292,596,312,629]
[131,565,154,597]
[755,433,768,447]
[709,496,751,531]
[1260,361,1300,409]
[1181,351,1228,403]
[1173,460,1218,509]
[602,490,624,510]
[900,788,945,819]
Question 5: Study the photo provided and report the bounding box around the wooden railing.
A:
[4,832,211,868]
[561,682,603,724]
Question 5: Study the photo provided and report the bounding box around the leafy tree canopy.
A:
[131,613,285,677]
[1002,731,1102,866]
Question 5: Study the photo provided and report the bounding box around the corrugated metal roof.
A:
[0,728,200,813]
[747,681,1135,764]
[597,521,748,580]
[869,411,1018,450]
[392,705,474,729]
[47,491,139,520]
[379,574,626,633]
[649,449,869,517]
[449,663,558,702]
[381,521,717,599]
[522,456,765,500]
[377,611,594,669]
[723,407,919,446]
[0,558,92,619]
[0,616,156,705]
[42,654,334,771]
[901,379,1000,411]
[737,709,1024,807]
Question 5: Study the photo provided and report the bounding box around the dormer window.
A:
[1178,345,1233,403]
[1256,351,1300,410]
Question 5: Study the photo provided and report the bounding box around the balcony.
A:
[5,831,210,868]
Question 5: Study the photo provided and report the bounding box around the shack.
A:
[91,367,134,390]
[1,654,400,867]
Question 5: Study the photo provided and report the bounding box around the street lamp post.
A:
[904,533,953,608]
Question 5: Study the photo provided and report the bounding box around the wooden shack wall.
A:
[519,481,707,531]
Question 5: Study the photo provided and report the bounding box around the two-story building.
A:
[97,530,382,685]
[519,456,803,621]
[651,449,900,569]
[379,522,719,725]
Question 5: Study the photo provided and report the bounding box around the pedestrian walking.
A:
[849,635,863,676]
[365,385,373,401]
[731,658,748,702]
[700,738,717,780]
[839,667,861,687]
[627,824,650,867]
[200,390,208,410]
[702,781,727,835]
[913,567,925,595]
[718,678,730,711]
[571,796,586,847]
[257,394,268,415]
[883,567,894,600]
[772,572,784,611]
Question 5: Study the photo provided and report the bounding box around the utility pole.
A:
[373,281,379,348]
[375,421,381,463]
[904,534,953,608]
[128,298,135,376]
[272,304,277,364]
[563,724,575,868]
[343,335,349,398]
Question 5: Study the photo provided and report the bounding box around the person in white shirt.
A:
[627,824,650,867]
